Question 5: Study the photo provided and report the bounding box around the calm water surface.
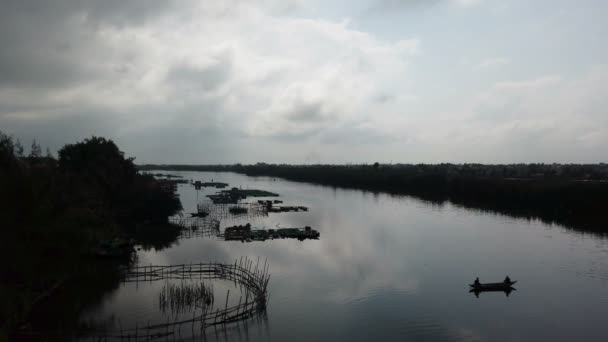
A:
[81,171,608,341]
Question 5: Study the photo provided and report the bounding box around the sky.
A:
[0,0,607,164]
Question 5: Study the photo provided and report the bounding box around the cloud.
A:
[286,101,327,122]
[167,57,233,92]
[370,0,441,11]
[0,0,606,163]
[473,57,511,70]
[0,0,189,88]
[0,0,421,162]
[493,75,562,90]
[369,0,482,12]
[451,0,484,7]
[319,123,404,145]
[438,66,608,162]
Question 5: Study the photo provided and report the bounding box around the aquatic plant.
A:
[158,281,214,314]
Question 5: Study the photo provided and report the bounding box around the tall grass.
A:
[158,281,214,314]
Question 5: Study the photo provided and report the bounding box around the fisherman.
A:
[474,277,480,286]
[504,275,511,283]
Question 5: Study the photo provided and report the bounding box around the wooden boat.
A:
[469,281,517,291]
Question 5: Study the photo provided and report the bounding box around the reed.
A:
[158,281,214,314]
[26,259,272,340]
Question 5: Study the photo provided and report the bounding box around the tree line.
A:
[140,163,608,234]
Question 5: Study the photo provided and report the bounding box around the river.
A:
[80,171,608,341]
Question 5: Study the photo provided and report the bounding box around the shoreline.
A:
[139,164,608,235]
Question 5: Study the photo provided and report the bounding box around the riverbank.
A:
[1,133,184,338]
[139,163,608,234]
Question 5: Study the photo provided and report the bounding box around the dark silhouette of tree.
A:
[30,139,42,158]
[58,137,136,196]
[1,131,184,333]
[0,132,29,223]
[1,132,182,236]
[56,136,181,224]
[0,131,15,159]
[14,138,24,157]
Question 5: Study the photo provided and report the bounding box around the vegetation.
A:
[0,132,182,336]
[140,163,608,234]
[158,281,214,314]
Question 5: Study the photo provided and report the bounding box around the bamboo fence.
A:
[168,217,220,238]
[17,258,271,341]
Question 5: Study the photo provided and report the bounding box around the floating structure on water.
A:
[224,224,319,242]
[193,181,229,189]
[207,194,239,204]
[190,211,209,218]
[196,202,268,221]
[169,217,320,242]
[268,205,308,213]
[169,217,220,238]
[151,173,183,179]
[223,188,279,197]
[256,200,308,212]
[207,187,279,204]
[229,207,248,214]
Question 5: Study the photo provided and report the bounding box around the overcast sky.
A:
[1,0,607,164]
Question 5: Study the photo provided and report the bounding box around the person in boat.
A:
[504,275,511,284]
[474,277,480,286]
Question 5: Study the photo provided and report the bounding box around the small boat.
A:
[469,281,517,291]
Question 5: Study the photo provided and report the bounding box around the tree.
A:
[57,137,136,207]
[46,147,54,159]
[0,131,30,224]
[57,136,181,223]
[30,139,42,158]
[14,139,24,157]
[0,131,16,168]
[0,131,14,156]
[58,137,135,179]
